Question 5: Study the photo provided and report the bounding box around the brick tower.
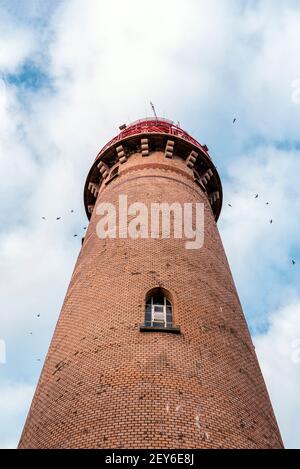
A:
[19,118,283,449]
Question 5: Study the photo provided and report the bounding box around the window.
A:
[140,289,180,333]
[105,165,119,185]
[110,166,119,178]
[144,289,173,328]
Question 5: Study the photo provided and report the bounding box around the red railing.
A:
[95,118,210,160]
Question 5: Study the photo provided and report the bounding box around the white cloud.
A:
[0,382,34,449]
[1,0,300,449]
[0,80,39,226]
[254,300,300,449]
[220,145,300,328]
[0,5,37,73]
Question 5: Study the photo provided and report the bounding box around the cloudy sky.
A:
[0,0,300,449]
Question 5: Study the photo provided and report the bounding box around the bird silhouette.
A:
[228,204,232,207]
[270,219,273,224]
[42,217,46,220]
[73,234,78,237]
[83,227,87,230]
[255,194,258,198]
[71,210,74,213]
[233,118,236,124]
[292,260,296,265]
[266,202,270,205]
[37,314,40,318]
[56,217,61,220]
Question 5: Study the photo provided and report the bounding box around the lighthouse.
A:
[19,118,283,448]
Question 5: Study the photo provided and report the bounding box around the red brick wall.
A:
[19,151,283,448]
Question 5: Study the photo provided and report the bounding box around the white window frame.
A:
[151,295,167,327]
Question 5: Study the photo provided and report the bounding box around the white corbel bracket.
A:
[97,161,109,179]
[116,145,127,164]
[200,168,213,185]
[87,204,95,215]
[141,138,149,157]
[186,150,198,168]
[88,182,100,198]
[164,140,175,159]
[208,191,220,205]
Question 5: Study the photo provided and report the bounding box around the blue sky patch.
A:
[5,61,50,91]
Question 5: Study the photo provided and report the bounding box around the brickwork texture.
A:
[19,124,283,449]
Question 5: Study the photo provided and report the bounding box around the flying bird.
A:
[228,204,232,207]
[71,209,74,213]
[233,118,237,124]
[73,234,78,237]
[292,260,296,265]
[83,227,87,230]
[270,219,273,224]
[37,314,40,318]
[266,202,270,205]
[255,194,259,198]
[56,217,61,220]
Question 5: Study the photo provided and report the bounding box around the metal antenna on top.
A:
[150,102,158,121]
